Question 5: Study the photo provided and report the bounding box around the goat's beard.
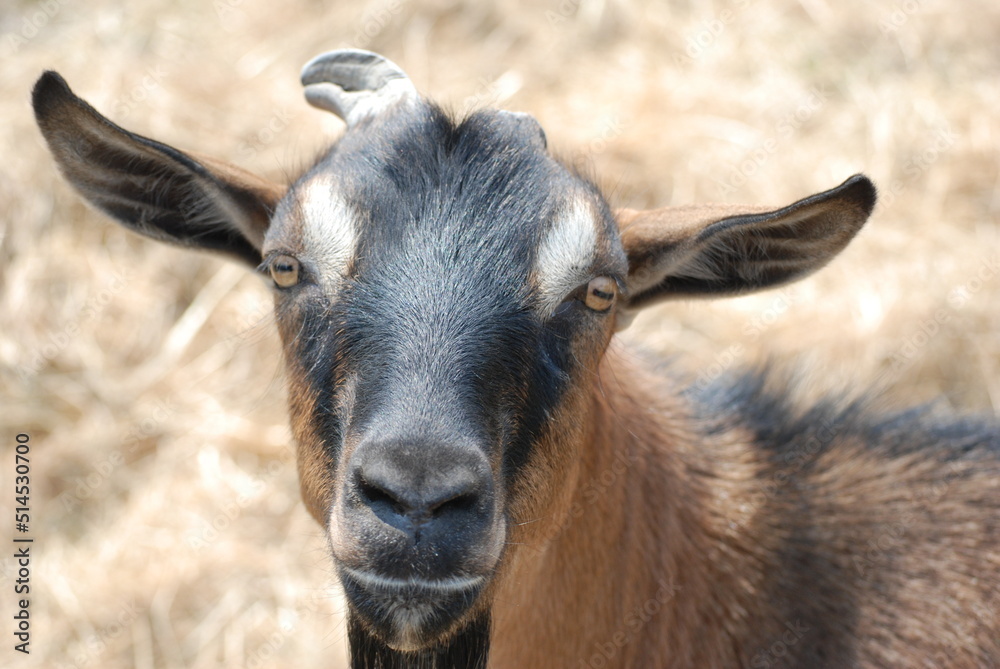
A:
[347,611,491,669]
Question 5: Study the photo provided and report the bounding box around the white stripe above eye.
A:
[534,199,599,315]
[298,175,357,287]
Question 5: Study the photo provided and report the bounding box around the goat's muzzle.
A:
[330,433,504,650]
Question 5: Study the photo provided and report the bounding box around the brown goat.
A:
[34,50,1000,668]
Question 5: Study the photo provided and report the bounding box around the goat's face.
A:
[33,48,875,656]
[268,99,626,649]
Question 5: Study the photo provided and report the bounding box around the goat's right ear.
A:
[32,71,286,267]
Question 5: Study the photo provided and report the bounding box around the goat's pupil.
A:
[584,277,616,311]
[269,255,300,287]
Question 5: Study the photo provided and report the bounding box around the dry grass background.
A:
[2,0,999,667]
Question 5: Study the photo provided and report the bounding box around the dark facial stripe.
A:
[279,100,616,506]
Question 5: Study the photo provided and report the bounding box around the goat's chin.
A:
[346,599,492,667]
[337,564,489,650]
[385,623,454,653]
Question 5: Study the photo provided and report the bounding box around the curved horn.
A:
[301,49,417,127]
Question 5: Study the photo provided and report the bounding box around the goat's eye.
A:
[584,276,617,312]
[269,254,301,288]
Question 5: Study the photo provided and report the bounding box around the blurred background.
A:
[2,0,998,666]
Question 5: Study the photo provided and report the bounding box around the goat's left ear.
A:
[32,71,286,267]
[616,174,876,313]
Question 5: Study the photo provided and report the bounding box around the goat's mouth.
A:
[338,565,489,651]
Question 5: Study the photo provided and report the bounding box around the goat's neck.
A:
[491,343,765,667]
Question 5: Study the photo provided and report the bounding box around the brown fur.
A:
[490,341,1000,667]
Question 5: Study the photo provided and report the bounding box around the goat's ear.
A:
[32,71,286,267]
[617,175,876,312]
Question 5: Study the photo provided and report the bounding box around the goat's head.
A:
[33,49,875,656]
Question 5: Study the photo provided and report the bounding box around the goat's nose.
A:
[348,440,492,543]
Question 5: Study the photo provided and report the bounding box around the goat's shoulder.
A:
[686,366,1000,664]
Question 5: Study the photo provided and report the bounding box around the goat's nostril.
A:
[429,491,477,518]
[347,441,493,544]
[358,474,479,520]
[356,474,408,517]
[351,461,487,541]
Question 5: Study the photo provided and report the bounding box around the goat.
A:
[33,49,1000,668]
